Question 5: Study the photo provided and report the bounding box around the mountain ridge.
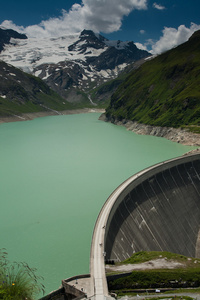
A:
[0,29,151,105]
[0,60,74,118]
[0,27,27,52]
[104,30,200,136]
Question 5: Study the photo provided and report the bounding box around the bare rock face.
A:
[33,61,85,100]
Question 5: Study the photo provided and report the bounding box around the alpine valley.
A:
[0,28,150,117]
[0,27,200,147]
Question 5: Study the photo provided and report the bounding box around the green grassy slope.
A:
[89,58,149,107]
[105,31,200,132]
[107,251,200,293]
[0,61,75,117]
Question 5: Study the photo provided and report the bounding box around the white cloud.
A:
[135,42,148,51]
[0,0,148,38]
[140,29,145,34]
[153,2,166,10]
[151,23,200,54]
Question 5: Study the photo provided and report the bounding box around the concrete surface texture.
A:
[104,154,200,262]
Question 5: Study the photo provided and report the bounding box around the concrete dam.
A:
[41,153,200,300]
[104,153,200,262]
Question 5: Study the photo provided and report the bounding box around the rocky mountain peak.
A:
[0,27,151,106]
[0,28,27,52]
[68,29,107,53]
[80,29,107,42]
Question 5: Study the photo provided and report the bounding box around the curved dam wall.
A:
[104,154,200,262]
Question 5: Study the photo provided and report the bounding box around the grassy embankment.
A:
[107,251,200,297]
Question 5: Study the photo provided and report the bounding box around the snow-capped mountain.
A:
[0,29,151,103]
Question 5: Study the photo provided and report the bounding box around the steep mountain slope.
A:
[0,60,72,117]
[0,29,150,105]
[90,57,149,107]
[105,30,200,132]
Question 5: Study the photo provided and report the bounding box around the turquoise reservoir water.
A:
[0,113,195,296]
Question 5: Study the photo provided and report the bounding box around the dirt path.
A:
[106,258,186,273]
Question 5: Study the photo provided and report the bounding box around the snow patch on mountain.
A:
[0,28,151,104]
[0,29,150,75]
[0,31,122,73]
[0,34,82,72]
[105,40,130,49]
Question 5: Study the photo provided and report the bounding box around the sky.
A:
[0,0,200,54]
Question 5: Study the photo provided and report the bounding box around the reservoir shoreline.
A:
[99,113,200,147]
[0,108,105,124]
[0,108,199,147]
